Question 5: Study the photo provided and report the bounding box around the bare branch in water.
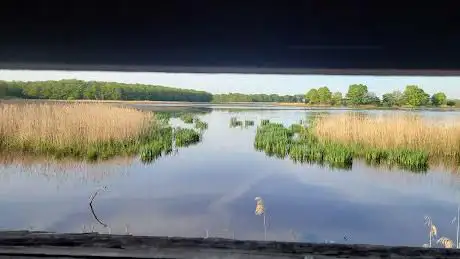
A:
[89,186,108,228]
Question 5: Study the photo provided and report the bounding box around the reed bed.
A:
[0,102,150,147]
[0,103,193,162]
[313,113,460,160]
[253,117,436,172]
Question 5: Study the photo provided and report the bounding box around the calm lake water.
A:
[2,107,460,247]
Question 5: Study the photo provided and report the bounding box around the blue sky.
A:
[1,69,460,98]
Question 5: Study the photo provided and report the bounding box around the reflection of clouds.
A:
[284,160,460,207]
[2,110,460,247]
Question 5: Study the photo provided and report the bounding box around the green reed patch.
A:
[180,113,195,124]
[254,121,428,172]
[155,112,171,123]
[245,120,255,127]
[175,128,201,147]
[139,127,174,163]
[230,117,243,128]
[290,123,303,133]
[194,119,208,130]
[261,119,270,126]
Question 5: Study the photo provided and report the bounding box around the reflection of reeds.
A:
[255,196,267,241]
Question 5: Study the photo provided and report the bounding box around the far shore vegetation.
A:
[0,102,202,162]
[1,79,459,109]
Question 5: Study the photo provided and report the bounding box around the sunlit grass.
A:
[254,119,431,172]
[0,103,151,146]
[314,113,460,160]
[0,103,178,162]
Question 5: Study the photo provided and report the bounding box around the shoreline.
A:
[2,99,460,111]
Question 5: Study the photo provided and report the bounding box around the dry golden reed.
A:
[313,113,460,158]
[0,102,151,148]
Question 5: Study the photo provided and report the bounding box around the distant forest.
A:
[0,80,303,103]
[0,80,213,102]
[212,93,304,103]
[0,79,458,107]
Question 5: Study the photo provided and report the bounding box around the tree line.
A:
[0,80,305,103]
[211,93,304,103]
[305,84,455,107]
[0,80,213,102]
[0,79,457,107]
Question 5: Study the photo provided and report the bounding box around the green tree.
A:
[403,85,430,106]
[382,90,404,107]
[305,89,320,104]
[0,81,6,98]
[211,93,300,103]
[346,84,368,105]
[447,100,457,107]
[431,92,447,106]
[363,92,381,105]
[317,86,332,104]
[331,92,343,106]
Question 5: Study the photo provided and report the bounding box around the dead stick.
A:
[89,186,108,228]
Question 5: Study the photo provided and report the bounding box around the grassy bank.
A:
[253,114,457,171]
[0,103,201,162]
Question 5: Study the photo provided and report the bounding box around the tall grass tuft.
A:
[174,128,201,147]
[230,117,243,128]
[261,119,270,126]
[179,113,195,124]
[155,112,171,124]
[139,127,173,163]
[194,119,208,130]
[290,124,303,133]
[244,120,255,127]
[254,122,352,169]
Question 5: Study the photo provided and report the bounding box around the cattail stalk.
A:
[457,205,459,248]
[255,197,267,241]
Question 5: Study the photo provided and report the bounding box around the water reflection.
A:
[0,109,460,247]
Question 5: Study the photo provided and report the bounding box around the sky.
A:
[1,69,460,98]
